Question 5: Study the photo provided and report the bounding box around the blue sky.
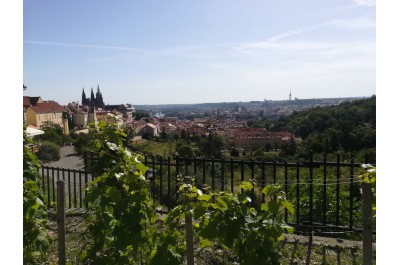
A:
[23,0,375,105]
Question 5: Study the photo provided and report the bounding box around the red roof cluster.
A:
[29,101,64,114]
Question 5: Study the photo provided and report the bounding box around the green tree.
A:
[35,121,65,146]
[37,141,61,162]
[280,136,297,157]
[272,96,376,155]
[353,126,376,150]
[72,131,94,155]
[253,148,265,160]
[176,143,194,157]
[322,128,343,152]
[198,134,225,158]
[135,110,150,120]
[305,135,325,153]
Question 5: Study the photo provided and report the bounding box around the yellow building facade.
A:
[25,101,64,128]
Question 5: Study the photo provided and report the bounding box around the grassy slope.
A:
[132,138,176,157]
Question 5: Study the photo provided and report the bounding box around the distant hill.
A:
[272,96,376,153]
[132,97,363,112]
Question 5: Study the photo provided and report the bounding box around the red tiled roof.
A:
[23,96,42,108]
[23,96,31,108]
[29,101,64,114]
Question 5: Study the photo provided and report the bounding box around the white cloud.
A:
[235,40,375,55]
[330,17,376,29]
[268,29,308,42]
[351,0,375,6]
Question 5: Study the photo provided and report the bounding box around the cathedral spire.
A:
[82,87,87,106]
[90,87,95,103]
[95,84,105,109]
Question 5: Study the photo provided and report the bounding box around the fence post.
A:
[152,156,156,200]
[167,156,171,209]
[47,167,51,207]
[309,152,314,225]
[85,170,89,208]
[230,158,234,193]
[211,157,215,190]
[221,158,225,191]
[83,151,87,171]
[362,182,373,265]
[336,153,341,226]
[57,180,66,265]
[159,156,163,205]
[240,159,244,193]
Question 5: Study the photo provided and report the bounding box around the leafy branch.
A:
[23,127,50,264]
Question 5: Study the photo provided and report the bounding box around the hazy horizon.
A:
[23,93,371,107]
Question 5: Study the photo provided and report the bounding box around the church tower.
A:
[95,85,105,108]
[82,88,88,106]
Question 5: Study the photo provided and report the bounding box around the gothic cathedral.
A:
[82,85,105,108]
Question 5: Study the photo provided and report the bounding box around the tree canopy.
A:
[272,96,376,153]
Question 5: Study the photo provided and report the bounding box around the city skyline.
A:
[23,0,375,105]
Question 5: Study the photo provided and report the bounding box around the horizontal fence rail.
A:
[39,153,376,237]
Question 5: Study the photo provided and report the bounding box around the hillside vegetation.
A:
[272,96,376,158]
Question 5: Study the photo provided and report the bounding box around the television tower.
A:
[289,90,292,101]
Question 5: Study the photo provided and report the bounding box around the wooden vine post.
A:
[57,180,66,265]
[362,181,373,265]
[184,176,194,265]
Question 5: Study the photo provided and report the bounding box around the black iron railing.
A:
[39,153,375,236]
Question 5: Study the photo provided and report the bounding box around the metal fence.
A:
[39,153,375,236]
[39,166,93,209]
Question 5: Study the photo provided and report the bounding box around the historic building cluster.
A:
[23,86,300,151]
[23,86,137,135]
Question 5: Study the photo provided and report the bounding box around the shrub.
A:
[37,141,60,162]
[72,132,93,155]
[34,121,71,146]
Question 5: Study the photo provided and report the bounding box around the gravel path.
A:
[47,145,85,170]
